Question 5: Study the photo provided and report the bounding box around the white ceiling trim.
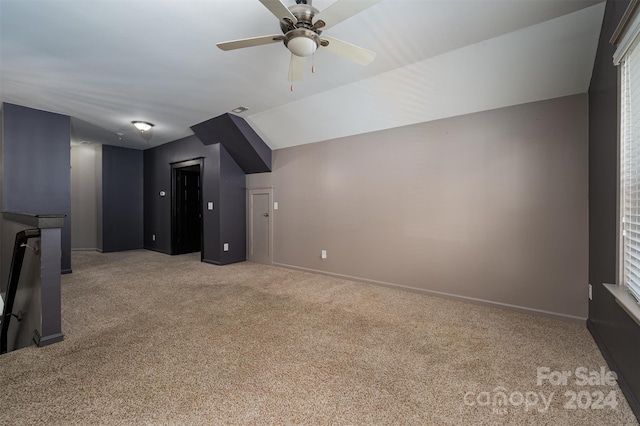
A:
[248,2,605,150]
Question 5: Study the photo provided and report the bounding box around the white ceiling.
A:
[0,0,604,151]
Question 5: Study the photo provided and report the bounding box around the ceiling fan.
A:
[217,0,381,84]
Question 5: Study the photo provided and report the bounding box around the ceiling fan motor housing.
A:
[280,4,320,32]
[281,3,323,57]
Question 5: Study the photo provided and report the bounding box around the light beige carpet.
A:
[0,250,637,425]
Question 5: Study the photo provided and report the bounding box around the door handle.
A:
[263,213,269,217]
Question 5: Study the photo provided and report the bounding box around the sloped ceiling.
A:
[0,0,604,150]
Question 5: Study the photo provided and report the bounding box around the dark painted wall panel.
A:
[0,105,4,216]
[588,0,640,419]
[143,136,221,262]
[229,114,271,173]
[220,145,246,264]
[191,113,271,174]
[1,103,71,272]
[102,145,143,252]
[144,136,246,265]
[207,144,222,263]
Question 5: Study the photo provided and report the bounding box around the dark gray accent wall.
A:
[144,135,245,264]
[102,145,143,252]
[144,136,217,257]
[96,146,103,251]
[1,103,71,272]
[219,146,246,264]
[191,113,271,174]
[248,94,589,320]
[587,0,640,420]
[0,105,4,225]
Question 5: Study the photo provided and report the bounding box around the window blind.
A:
[621,35,640,304]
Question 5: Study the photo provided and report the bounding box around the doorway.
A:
[248,188,272,264]
[171,159,203,256]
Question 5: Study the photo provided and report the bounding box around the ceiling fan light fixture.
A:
[132,121,154,132]
[287,36,317,57]
[284,29,320,58]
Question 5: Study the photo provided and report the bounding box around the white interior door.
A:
[249,190,272,264]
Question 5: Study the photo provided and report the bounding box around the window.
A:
[620,51,640,304]
[616,7,640,306]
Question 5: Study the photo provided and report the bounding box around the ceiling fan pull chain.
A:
[289,63,294,91]
[312,51,316,74]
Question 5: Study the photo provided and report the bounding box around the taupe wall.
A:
[71,144,101,251]
[247,94,588,320]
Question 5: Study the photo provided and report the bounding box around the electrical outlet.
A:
[321,250,327,260]
[152,234,156,241]
[223,243,229,252]
[589,284,592,300]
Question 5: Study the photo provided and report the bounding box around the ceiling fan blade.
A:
[320,36,376,66]
[259,0,298,25]
[217,35,284,51]
[313,0,381,31]
[289,54,306,81]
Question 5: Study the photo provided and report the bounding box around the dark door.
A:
[175,165,201,254]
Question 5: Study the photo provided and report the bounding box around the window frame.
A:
[609,0,640,326]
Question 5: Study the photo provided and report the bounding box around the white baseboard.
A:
[272,262,586,324]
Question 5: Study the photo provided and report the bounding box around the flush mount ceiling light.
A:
[131,121,154,132]
[232,106,249,113]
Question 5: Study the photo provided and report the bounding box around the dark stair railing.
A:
[1,228,40,354]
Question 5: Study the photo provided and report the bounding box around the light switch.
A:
[208,202,214,210]
[274,202,279,210]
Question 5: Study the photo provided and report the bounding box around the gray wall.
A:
[587,0,640,419]
[1,103,71,273]
[102,145,143,252]
[248,94,588,320]
[71,144,100,251]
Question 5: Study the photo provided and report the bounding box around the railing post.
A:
[1,212,65,352]
[35,227,64,347]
